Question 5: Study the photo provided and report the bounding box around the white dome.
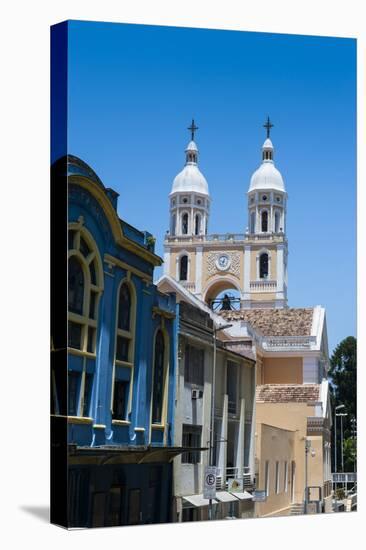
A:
[185,140,198,152]
[249,162,285,192]
[249,137,285,192]
[171,164,209,195]
[170,139,209,195]
[262,138,273,149]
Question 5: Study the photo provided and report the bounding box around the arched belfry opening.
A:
[179,255,188,281]
[204,279,241,312]
[259,252,269,279]
[261,210,268,232]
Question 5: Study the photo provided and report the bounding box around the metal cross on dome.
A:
[263,116,274,138]
[188,119,199,141]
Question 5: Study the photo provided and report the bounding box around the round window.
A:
[183,198,188,204]
[262,195,267,201]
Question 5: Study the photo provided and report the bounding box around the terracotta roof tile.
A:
[220,308,313,337]
[256,384,320,403]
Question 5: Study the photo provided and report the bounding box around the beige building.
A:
[220,306,333,516]
[159,120,333,518]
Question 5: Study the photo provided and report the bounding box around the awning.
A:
[183,494,218,507]
[215,491,240,503]
[230,491,253,500]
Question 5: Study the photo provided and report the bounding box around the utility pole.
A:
[304,439,311,514]
[208,322,232,521]
[334,404,345,495]
[337,412,347,492]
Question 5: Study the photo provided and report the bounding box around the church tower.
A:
[243,117,288,308]
[164,118,288,309]
[164,120,211,289]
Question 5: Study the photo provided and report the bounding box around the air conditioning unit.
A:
[191,389,203,400]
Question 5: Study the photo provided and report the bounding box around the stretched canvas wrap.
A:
[50,20,357,528]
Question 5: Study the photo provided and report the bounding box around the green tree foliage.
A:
[329,336,357,471]
[343,437,356,472]
[329,336,356,426]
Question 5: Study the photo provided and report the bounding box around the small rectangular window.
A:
[184,345,204,386]
[116,336,130,362]
[68,321,82,350]
[112,380,129,420]
[89,260,97,285]
[182,424,202,464]
[284,461,288,493]
[87,326,95,353]
[89,291,96,319]
[265,460,270,497]
[82,373,93,417]
[68,230,76,250]
[68,371,80,416]
[275,461,280,494]
[79,236,90,258]
[227,361,238,415]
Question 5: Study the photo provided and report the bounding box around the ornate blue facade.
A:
[52,155,180,527]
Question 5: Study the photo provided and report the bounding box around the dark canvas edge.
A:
[50,20,69,529]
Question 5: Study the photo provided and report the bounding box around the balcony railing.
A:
[215,467,253,491]
[206,233,246,242]
[259,335,317,351]
[165,233,246,244]
[250,280,277,292]
[245,232,286,242]
[165,232,287,244]
[307,416,325,434]
[332,473,357,484]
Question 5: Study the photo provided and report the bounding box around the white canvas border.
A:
[0,1,364,548]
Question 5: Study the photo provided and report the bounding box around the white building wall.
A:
[173,337,212,498]
[303,356,319,384]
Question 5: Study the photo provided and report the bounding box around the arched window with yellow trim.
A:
[66,226,103,418]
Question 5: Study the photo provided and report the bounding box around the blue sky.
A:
[66,20,356,355]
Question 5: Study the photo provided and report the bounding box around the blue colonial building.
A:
[51,155,182,527]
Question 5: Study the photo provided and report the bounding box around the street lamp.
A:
[208,322,233,521]
[334,404,345,475]
[350,417,357,473]
[336,412,348,492]
[337,413,348,473]
[304,439,316,514]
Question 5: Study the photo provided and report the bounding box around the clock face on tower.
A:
[216,254,231,271]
